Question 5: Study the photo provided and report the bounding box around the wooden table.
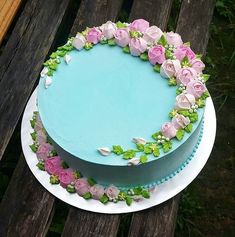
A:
[0,0,214,236]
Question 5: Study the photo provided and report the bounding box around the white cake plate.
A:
[21,88,216,214]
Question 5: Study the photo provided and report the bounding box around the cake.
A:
[30,19,210,205]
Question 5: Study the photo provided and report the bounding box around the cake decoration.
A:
[64,54,71,64]
[97,147,111,156]
[40,19,209,163]
[44,76,52,89]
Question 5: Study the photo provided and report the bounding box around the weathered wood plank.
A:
[70,0,123,36]
[128,195,180,237]
[129,0,173,30]
[62,208,120,237]
[0,155,55,236]
[0,0,72,161]
[0,0,22,44]
[176,0,215,54]
[63,1,123,235]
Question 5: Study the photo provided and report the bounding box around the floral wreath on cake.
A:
[30,19,209,205]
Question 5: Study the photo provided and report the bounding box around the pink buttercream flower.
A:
[75,178,90,196]
[129,19,149,33]
[36,143,53,160]
[34,120,43,132]
[191,58,205,73]
[100,21,117,39]
[86,27,102,44]
[44,156,62,175]
[59,168,75,188]
[176,67,197,86]
[148,45,166,65]
[105,185,120,200]
[114,28,130,47]
[143,26,163,44]
[160,59,181,78]
[89,184,105,200]
[129,38,147,56]
[36,130,47,144]
[186,80,206,99]
[172,114,190,129]
[174,45,196,61]
[165,32,183,47]
[161,122,177,139]
[175,93,195,110]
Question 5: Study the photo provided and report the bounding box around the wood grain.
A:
[0,0,22,44]
[70,0,123,36]
[176,0,215,54]
[62,207,120,237]
[0,155,55,237]
[128,195,180,237]
[0,0,71,161]
[129,0,173,30]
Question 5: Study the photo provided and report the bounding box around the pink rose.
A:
[100,21,117,39]
[44,156,62,175]
[105,185,120,200]
[34,120,43,132]
[35,113,42,123]
[114,28,130,47]
[175,93,195,110]
[129,19,149,32]
[161,122,177,139]
[165,32,183,47]
[160,59,181,78]
[59,169,75,188]
[86,27,102,44]
[148,45,166,65]
[36,130,47,144]
[75,178,90,196]
[176,67,197,86]
[186,80,206,99]
[172,114,190,129]
[89,184,105,200]
[129,38,147,56]
[143,26,163,44]
[191,58,205,73]
[72,33,86,50]
[174,45,196,61]
[36,143,53,160]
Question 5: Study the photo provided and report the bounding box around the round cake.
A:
[31,19,210,205]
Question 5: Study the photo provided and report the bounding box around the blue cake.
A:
[32,19,209,205]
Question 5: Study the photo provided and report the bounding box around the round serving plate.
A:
[21,87,216,214]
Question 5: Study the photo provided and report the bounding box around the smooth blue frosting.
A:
[38,44,203,166]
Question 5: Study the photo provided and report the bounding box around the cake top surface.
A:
[37,19,208,166]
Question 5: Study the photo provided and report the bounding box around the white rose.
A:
[100,21,117,39]
[72,33,86,50]
[143,26,163,44]
[175,93,195,110]
[160,59,181,78]
[165,32,183,47]
[172,114,190,129]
